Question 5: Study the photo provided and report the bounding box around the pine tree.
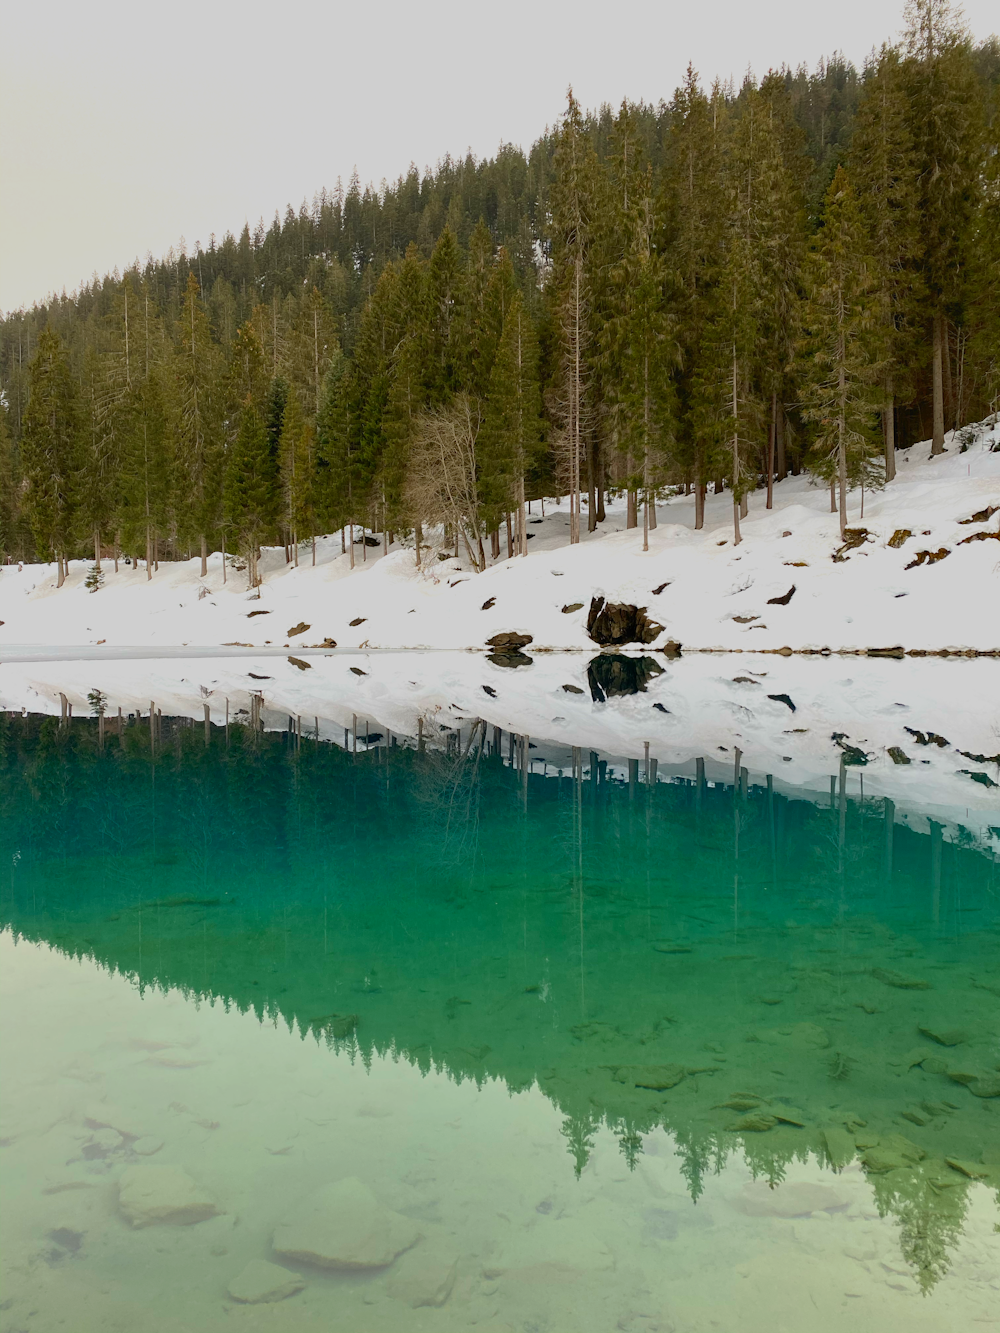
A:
[424,227,466,403]
[479,292,542,556]
[174,272,222,574]
[279,391,318,565]
[548,90,599,544]
[848,46,922,481]
[801,168,886,539]
[21,328,80,583]
[755,74,809,508]
[601,116,677,550]
[964,89,1000,417]
[225,402,272,588]
[0,402,24,562]
[663,69,728,528]
[903,0,985,452]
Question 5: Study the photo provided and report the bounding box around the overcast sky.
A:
[1,0,995,312]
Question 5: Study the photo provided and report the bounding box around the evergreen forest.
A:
[1,0,997,577]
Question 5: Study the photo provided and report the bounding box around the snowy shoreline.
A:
[1,422,998,657]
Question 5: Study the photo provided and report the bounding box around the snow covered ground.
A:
[1,421,998,656]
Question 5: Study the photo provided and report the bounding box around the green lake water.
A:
[1,700,998,1333]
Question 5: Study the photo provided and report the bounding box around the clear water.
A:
[1,689,998,1333]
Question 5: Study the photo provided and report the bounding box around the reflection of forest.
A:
[1,710,998,1291]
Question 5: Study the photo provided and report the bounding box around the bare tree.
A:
[405,395,486,571]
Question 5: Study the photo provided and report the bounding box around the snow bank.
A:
[1,421,998,655]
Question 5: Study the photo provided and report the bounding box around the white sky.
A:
[1,0,995,313]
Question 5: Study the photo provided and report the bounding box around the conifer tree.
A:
[118,280,172,575]
[848,47,922,480]
[479,292,542,556]
[801,168,886,539]
[602,118,677,549]
[21,328,80,584]
[663,70,728,528]
[964,91,1000,416]
[0,403,24,562]
[174,273,222,574]
[425,227,466,403]
[548,90,599,544]
[903,0,985,452]
[278,392,315,565]
[225,402,272,587]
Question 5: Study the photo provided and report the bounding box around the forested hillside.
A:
[1,0,997,579]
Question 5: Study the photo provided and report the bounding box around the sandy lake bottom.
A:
[1,666,998,1333]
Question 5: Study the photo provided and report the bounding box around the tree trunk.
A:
[830,479,836,513]
[506,513,513,559]
[415,519,422,568]
[56,554,65,588]
[93,528,101,572]
[766,392,775,509]
[517,477,527,557]
[349,522,355,569]
[200,534,207,579]
[739,493,748,519]
[714,477,724,494]
[775,403,786,480]
[732,501,741,546]
[491,528,500,560]
[694,481,706,530]
[146,527,153,582]
[883,386,896,482]
[626,488,637,529]
[586,434,598,532]
[931,314,945,454]
[942,318,954,432]
[838,409,848,543]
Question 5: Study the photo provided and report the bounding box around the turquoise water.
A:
[1,699,998,1333]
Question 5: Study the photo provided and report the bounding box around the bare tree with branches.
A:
[405,394,486,571]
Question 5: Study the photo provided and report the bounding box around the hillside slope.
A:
[1,422,997,655]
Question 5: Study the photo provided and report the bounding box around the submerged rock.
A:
[613,1064,686,1091]
[387,1244,458,1307]
[873,967,931,990]
[118,1165,220,1227]
[227,1259,305,1304]
[738,1182,849,1217]
[822,1127,857,1169]
[862,1135,926,1173]
[271,1177,419,1269]
[948,1069,1000,1098]
[918,1024,967,1047]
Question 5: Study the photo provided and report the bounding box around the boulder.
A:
[486,632,533,650]
[118,1165,220,1227]
[586,597,663,646]
[272,1178,419,1270]
[227,1259,305,1304]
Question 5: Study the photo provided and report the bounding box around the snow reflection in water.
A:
[1,684,998,1333]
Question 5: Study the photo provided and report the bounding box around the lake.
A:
[1,653,998,1333]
